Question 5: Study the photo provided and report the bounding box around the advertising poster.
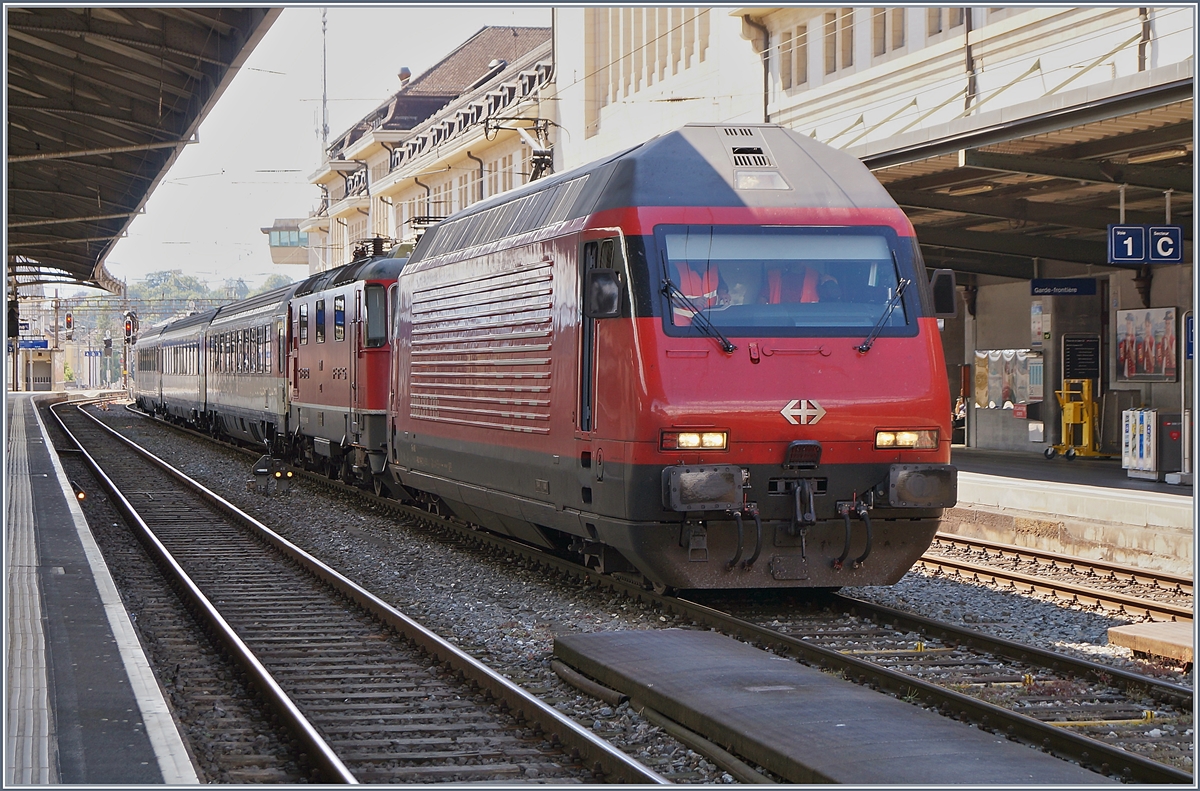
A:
[1116,307,1177,382]
[973,350,1040,409]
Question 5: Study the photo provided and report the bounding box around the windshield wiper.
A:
[855,277,909,354]
[661,277,736,354]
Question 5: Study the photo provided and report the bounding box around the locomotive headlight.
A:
[661,430,727,451]
[875,429,938,450]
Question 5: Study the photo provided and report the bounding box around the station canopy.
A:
[7,7,279,293]
[853,72,1193,281]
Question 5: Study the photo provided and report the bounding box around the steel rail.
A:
[917,553,1194,623]
[932,533,1194,593]
[828,593,1193,709]
[300,492,1194,783]
[85,401,667,785]
[52,400,358,784]
[663,595,1193,784]
[120,403,1194,783]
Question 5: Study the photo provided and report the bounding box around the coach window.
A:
[364,285,387,347]
[277,325,285,372]
[316,299,326,343]
[299,304,309,344]
[334,295,345,341]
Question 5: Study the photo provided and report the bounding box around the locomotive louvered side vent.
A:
[723,126,755,136]
[409,261,554,435]
[732,147,774,168]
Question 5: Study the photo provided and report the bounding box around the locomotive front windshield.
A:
[654,225,915,338]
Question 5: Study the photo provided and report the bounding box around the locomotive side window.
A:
[299,304,309,344]
[334,296,345,341]
[656,225,912,337]
[315,299,326,343]
[364,286,387,347]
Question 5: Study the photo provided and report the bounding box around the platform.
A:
[1107,622,1195,665]
[555,629,1110,784]
[948,448,1194,576]
[5,393,197,784]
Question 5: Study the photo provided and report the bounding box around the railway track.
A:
[920,534,1193,622]
[54,399,664,784]
[115,401,1193,782]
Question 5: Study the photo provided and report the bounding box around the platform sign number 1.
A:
[1108,225,1145,263]
[1108,224,1183,264]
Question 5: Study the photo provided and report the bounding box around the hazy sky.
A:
[102,6,552,292]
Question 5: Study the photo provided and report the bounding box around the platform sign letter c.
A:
[1148,226,1183,263]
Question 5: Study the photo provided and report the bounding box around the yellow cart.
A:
[1044,378,1113,459]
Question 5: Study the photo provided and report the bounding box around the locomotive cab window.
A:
[656,225,914,338]
[315,299,326,343]
[334,296,345,341]
[364,286,386,347]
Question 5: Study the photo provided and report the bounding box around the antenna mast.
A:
[321,8,329,151]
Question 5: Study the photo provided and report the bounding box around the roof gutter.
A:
[741,15,770,124]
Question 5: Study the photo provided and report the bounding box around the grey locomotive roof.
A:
[293,255,406,297]
[588,123,898,213]
[409,123,899,266]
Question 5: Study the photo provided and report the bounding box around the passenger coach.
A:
[205,284,295,448]
[387,123,958,590]
[133,310,211,424]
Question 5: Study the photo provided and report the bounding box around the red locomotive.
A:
[385,123,958,590]
[288,239,405,490]
[134,123,957,591]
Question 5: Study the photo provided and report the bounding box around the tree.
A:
[133,270,213,302]
[252,273,296,296]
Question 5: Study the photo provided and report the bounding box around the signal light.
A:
[124,317,133,343]
[65,312,74,340]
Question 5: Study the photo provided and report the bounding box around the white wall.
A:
[553,8,762,171]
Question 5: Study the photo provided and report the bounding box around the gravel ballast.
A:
[89,405,1192,781]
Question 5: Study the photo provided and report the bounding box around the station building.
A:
[554,6,1194,463]
[300,26,553,267]
[290,7,1193,463]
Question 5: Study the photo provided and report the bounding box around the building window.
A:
[780,24,808,89]
[928,7,964,37]
[315,299,326,343]
[583,7,711,138]
[825,10,854,75]
[334,296,345,341]
[299,304,308,345]
[872,8,905,57]
[501,153,514,193]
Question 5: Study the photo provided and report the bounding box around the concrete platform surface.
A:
[555,629,1111,785]
[5,394,197,784]
[1108,622,1195,664]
